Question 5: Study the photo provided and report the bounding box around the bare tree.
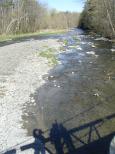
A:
[0,0,80,35]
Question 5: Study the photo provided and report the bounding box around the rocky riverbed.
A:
[0,29,115,154]
[0,36,62,153]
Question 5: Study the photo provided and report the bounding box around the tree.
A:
[79,0,115,38]
[0,0,80,35]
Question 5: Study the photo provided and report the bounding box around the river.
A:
[22,28,115,148]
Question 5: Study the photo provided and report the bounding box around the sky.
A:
[39,0,85,12]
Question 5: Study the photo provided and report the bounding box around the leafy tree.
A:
[79,0,115,38]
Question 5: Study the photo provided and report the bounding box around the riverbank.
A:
[0,29,67,43]
[83,30,115,42]
[0,34,63,153]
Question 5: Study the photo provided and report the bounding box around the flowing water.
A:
[22,29,115,144]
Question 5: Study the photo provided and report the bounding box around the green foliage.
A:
[59,46,65,51]
[39,48,58,65]
[79,0,115,38]
[72,36,78,40]
[63,39,68,46]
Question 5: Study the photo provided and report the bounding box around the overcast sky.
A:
[39,0,85,12]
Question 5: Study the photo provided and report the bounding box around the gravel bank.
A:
[0,37,61,153]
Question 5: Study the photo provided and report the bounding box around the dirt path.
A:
[0,36,61,153]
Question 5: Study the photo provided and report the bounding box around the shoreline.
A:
[0,29,68,43]
[0,37,62,153]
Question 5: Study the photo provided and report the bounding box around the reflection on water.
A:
[22,29,115,138]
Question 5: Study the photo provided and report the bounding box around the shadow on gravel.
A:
[4,149,16,154]
[4,113,115,154]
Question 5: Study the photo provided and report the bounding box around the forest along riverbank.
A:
[0,34,63,152]
[22,29,115,147]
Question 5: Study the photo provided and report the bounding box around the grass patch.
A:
[63,39,68,46]
[0,29,67,42]
[59,46,66,51]
[69,45,77,49]
[72,36,78,40]
[39,48,58,65]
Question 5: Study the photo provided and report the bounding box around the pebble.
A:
[86,51,95,55]
[95,37,109,41]
[92,45,96,48]
[94,93,99,97]
[77,47,82,50]
[111,49,115,52]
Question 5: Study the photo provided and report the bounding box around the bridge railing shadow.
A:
[68,113,115,144]
[3,113,115,154]
[66,113,115,154]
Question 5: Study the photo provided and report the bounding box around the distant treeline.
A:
[79,0,115,38]
[0,0,80,35]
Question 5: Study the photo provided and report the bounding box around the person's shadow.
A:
[3,113,115,154]
[49,121,75,154]
[4,129,53,154]
[60,124,75,153]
